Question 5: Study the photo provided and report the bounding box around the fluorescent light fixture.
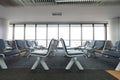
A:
[55,0,96,2]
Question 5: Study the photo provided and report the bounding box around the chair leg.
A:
[115,62,120,71]
[74,57,84,70]
[0,56,8,69]
[31,57,40,70]
[40,58,49,70]
[65,58,74,70]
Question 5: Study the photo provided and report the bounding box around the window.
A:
[94,24,105,40]
[25,24,35,40]
[48,24,58,47]
[59,24,69,46]
[82,24,93,41]
[9,23,107,47]
[8,25,13,40]
[14,24,24,40]
[48,24,58,40]
[71,24,81,47]
[36,24,47,47]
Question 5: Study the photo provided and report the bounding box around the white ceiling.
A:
[0,4,120,23]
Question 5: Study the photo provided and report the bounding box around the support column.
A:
[0,18,9,39]
[109,17,120,44]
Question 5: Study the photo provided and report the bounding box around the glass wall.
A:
[59,24,69,46]
[36,24,47,47]
[25,24,35,40]
[48,24,58,46]
[14,24,24,40]
[94,24,105,40]
[8,25,13,40]
[9,23,107,47]
[71,24,81,47]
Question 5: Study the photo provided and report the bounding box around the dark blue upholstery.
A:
[5,40,14,50]
[104,40,113,50]
[26,40,33,47]
[7,40,13,47]
[103,41,120,58]
[0,39,19,56]
[87,40,105,53]
[115,41,120,50]
[2,49,19,56]
[25,40,35,52]
[95,40,106,50]
[0,39,20,69]
[0,39,6,51]
[15,40,27,50]
[103,41,120,71]
[103,51,120,58]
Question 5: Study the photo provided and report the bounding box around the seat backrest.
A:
[7,40,13,47]
[4,40,14,50]
[114,41,120,50]
[15,40,27,50]
[0,39,6,51]
[82,41,90,47]
[26,40,33,48]
[33,41,38,46]
[87,40,96,48]
[60,38,69,55]
[94,40,105,50]
[53,39,59,50]
[104,40,113,50]
[47,39,59,54]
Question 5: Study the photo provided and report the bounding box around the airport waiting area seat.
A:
[86,40,106,57]
[30,39,59,70]
[4,40,13,50]
[0,39,20,69]
[32,41,47,50]
[60,38,84,70]
[103,41,120,71]
[15,40,31,56]
[74,41,90,50]
[25,40,35,52]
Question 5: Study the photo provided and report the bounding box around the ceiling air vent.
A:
[52,12,62,16]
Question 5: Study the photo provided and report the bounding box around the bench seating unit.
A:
[60,38,84,70]
[30,39,59,70]
[0,39,20,69]
[103,41,120,71]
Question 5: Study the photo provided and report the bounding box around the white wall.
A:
[0,18,9,39]
[0,5,120,23]
[109,17,120,44]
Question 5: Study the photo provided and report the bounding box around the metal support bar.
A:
[0,56,8,69]
[115,62,120,71]
[65,57,84,70]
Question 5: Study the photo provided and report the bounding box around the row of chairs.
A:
[0,38,84,70]
[103,41,120,71]
[79,40,120,71]
[0,38,120,71]
[0,39,45,69]
[30,38,84,70]
[76,40,113,57]
[0,39,20,69]
[16,39,120,71]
